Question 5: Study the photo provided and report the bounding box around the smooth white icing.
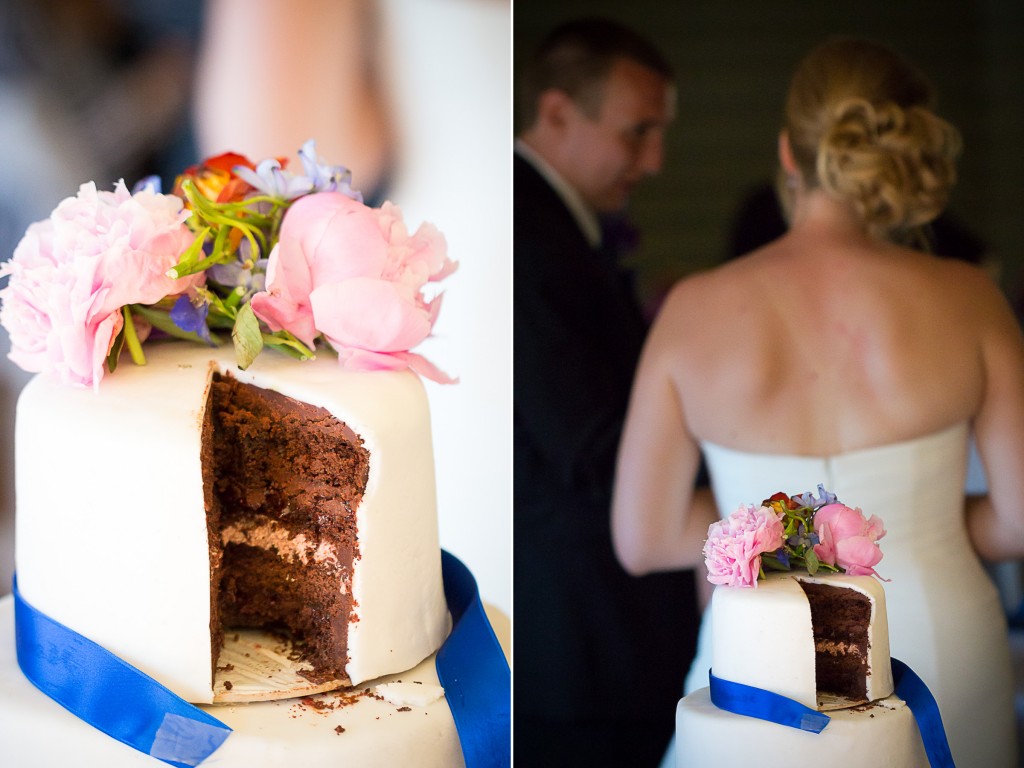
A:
[0,596,466,767]
[677,573,917,766]
[710,572,893,710]
[676,688,927,768]
[14,342,449,703]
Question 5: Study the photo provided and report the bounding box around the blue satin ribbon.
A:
[892,658,955,768]
[13,574,232,766]
[709,668,831,732]
[437,550,512,768]
[709,659,955,768]
[13,550,510,767]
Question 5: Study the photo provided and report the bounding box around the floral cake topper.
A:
[703,485,886,588]
[0,140,457,388]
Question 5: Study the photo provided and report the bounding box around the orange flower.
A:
[174,151,284,205]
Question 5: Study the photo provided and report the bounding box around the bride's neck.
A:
[787,188,870,242]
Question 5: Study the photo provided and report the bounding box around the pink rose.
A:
[0,181,201,388]
[703,504,786,587]
[250,192,457,383]
[812,503,886,577]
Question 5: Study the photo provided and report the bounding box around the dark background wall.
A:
[514,1,1024,309]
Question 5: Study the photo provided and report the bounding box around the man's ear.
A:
[536,88,576,132]
[778,129,799,175]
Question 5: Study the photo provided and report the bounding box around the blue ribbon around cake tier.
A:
[12,550,511,767]
[437,550,512,768]
[709,660,954,767]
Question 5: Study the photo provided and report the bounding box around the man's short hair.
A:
[518,17,673,128]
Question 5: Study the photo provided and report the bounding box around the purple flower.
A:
[230,140,363,203]
[171,295,213,344]
[133,175,162,194]
[232,158,312,201]
[297,139,362,201]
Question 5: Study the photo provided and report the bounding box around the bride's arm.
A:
[967,276,1024,560]
[612,286,716,575]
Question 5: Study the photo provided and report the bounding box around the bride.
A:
[612,36,1023,767]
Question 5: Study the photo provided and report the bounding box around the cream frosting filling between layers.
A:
[221,518,342,569]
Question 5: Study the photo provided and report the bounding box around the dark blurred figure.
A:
[514,18,700,767]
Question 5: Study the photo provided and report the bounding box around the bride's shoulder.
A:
[659,250,766,315]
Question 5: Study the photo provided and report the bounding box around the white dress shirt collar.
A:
[515,139,602,250]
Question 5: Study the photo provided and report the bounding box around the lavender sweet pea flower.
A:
[811,485,838,509]
[232,158,312,201]
[208,257,267,301]
[231,140,364,203]
[297,139,362,201]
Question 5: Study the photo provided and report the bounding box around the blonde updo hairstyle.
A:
[779,37,962,246]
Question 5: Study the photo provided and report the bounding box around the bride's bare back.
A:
[659,201,1007,455]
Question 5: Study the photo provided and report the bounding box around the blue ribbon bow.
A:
[709,660,955,767]
[14,550,510,767]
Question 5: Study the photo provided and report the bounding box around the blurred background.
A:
[0,0,511,619]
[514,0,1024,594]
[515,1,1024,313]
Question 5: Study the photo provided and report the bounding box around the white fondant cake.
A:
[711,572,893,710]
[676,573,926,767]
[0,595,499,767]
[14,342,450,704]
[676,688,927,768]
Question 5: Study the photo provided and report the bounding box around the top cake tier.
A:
[710,572,893,711]
[14,342,450,703]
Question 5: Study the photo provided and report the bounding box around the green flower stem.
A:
[122,307,147,366]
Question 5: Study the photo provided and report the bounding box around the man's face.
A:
[560,58,675,213]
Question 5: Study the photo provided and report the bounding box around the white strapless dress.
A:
[684,422,1016,768]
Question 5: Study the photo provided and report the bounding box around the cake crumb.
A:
[334,725,346,735]
[224,681,233,691]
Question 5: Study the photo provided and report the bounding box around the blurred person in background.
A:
[514,17,702,766]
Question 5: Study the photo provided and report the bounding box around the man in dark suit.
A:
[514,18,700,767]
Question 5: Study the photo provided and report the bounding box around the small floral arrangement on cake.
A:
[703,485,886,588]
[0,140,456,388]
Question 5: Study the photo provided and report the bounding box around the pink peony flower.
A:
[703,504,786,588]
[249,192,457,383]
[0,181,201,388]
[812,503,887,577]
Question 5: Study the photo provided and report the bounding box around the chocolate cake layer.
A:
[798,581,871,701]
[204,372,369,682]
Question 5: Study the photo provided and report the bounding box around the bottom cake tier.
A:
[0,595,509,767]
[676,687,928,768]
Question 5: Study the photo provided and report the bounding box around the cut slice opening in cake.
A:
[797,580,872,710]
[202,371,368,700]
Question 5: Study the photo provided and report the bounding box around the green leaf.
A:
[805,548,820,575]
[261,330,316,361]
[106,322,126,374]
[231,303,263,369]
[122,307,147,366]
[167,226,212,278]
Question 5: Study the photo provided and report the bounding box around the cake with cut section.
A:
[0,141,510,766]
[707,571,892,713]
[14,342,450,703]
[674,488,945,767]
